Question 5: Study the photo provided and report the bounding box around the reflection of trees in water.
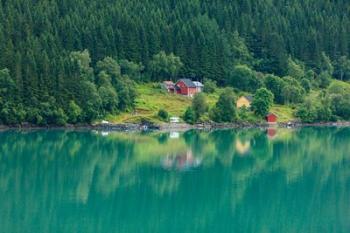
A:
[1,128,350,191]
[0,128,350,232]
[1,128,350,198]
[0,131,137,201]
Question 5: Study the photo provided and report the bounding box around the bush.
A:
[237,106,248,119]
[0,103,26,125]
[318,72,331,88]
[183,107,196,124]
[264,74,285,104]
[295,101,317,123]
[67,100,82,124]
[228,65,262,92]
[203,79,217,93]
[282,76,305,104]
[53,108,68,126]
[26,108,44,125]
[98,85,119,113]
[251,88,274,117]
[296,98,335,123]
[330,93,350,120]
[301,78,311,93]
[158,109,169,122]
[192,93,208,121]
[210,88,237,122]
[282,85,304,104]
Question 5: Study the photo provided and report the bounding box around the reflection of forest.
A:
[0,128,349,233]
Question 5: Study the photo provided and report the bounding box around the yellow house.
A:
[236,96,253,108]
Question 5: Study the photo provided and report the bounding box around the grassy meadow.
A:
[104,83,298,124]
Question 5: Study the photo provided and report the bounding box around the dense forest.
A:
[1,0,350,125]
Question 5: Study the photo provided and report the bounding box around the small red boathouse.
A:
[266,113,278,124]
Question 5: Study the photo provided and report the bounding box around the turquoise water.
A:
[0,128,349,233]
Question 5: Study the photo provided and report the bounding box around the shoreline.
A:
[2,121,350,132]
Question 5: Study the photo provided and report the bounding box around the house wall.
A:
[196,87,203,93]
[267,115,278,123]
[176,81,188,95]
[176,81,198,96]
[188,87,197,97]
[237,97,251,108]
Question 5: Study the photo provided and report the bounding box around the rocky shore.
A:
[2,120,350,132]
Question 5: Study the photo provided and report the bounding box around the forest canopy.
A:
[1,0,350,124]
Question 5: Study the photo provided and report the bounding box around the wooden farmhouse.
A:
[236,96,253,108]
[175,79,203,97]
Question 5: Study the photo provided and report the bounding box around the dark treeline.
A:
[1,0,350,124]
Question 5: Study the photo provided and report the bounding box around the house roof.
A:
[163,81,175,86]
[177,79,196,87]
[267,113,278,117]
[245,96,253,102]
[238,95,253,102]
[193,81,204,87]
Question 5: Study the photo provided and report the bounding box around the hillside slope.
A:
[105,84,295,124]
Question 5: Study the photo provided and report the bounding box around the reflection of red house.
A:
[161,150,201,171]
[267,128,277,139]
[175,79,203,97]
[266,113,278,124]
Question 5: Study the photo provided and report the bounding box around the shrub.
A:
[228,65,262,92]
[296,98,335,123]
[301,78,311,93]
[203,79,217,93]
[183,107,196,124]
[67,100,82,124]
[210,88,237,122]
[264,74,285,104]
[251,88,274,117]
[318,72,332,88]
[158,109,169,122]
[192,93,208,121]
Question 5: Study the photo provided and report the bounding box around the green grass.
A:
[106,83,220,123]
[270,105,295,123]
[104,83,298,124]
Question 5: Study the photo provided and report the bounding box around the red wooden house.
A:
[266,113,278,124]
[175,79,203,97]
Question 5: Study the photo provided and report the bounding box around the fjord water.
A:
[0,128,349,233]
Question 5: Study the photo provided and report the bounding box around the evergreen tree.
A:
[0,0,350,125]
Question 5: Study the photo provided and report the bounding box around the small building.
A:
[266,113,278,124]
[161,81,175,93]
[170,116,180,123]
[237,96,253,108]
[175,79,203,97]
[193,81,204,93]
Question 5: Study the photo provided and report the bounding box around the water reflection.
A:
[161,150,201,171]
[0,128,349,233]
